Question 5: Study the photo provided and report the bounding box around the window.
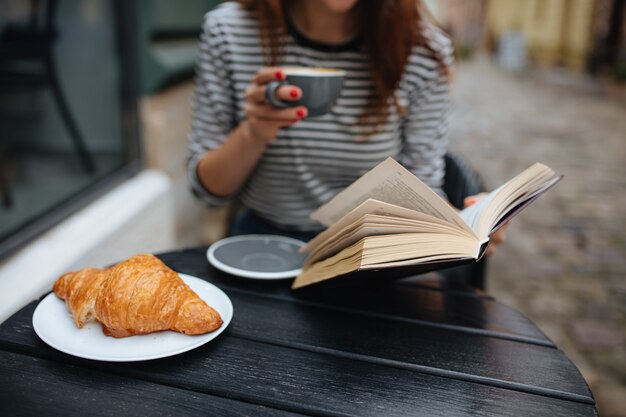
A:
[0,0,140,259]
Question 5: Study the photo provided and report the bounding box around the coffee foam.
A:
[283,67,345,76]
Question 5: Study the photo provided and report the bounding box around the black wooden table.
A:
[0,247,597,416]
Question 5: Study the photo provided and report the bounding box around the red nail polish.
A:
[296,109,305,118]
[290,89,299,98]
[275,71,284,80]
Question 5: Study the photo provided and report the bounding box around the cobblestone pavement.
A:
[448,58,626,416]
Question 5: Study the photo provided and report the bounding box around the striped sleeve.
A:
[187,12,237,207]
[399,34,453,197]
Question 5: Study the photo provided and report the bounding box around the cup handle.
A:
[264,81,291,108]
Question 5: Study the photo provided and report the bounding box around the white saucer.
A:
[207,234,307,279]
[32,274,233,362]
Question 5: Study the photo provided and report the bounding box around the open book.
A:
[292,157,562,289]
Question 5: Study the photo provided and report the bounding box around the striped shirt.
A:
[188,1,453,231]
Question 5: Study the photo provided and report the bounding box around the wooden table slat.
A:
[0,332,597,417]
[157,250,551,343]
[0,248,596,417]
[0,299,591,402]
[226,291,592,399]
[0,350,307,417]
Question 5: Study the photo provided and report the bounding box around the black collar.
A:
[283,5,362,53]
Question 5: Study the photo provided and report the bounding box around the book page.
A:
[458,185,503,232]
[459,163,561,238]
[302,198,467,253]
[311,158,472,233]
[488,175,562,233]
[304,213,475,266]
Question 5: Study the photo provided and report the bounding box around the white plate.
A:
[207,234,307,279]
[32,274,233,362]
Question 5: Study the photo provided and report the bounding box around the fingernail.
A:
[275,71,284,80]
[290,89,299,98]
[296,109,306,118]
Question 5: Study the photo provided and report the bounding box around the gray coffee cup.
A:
[265,67,346,118]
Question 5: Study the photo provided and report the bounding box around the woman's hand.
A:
[464,193,507,257]
[195,67,308,197]
[241,67,308,144]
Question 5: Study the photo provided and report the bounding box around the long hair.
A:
[236,0,450,125]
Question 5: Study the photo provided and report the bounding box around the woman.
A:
[187,0,505,253]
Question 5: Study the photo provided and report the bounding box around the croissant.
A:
[53,254,223,338]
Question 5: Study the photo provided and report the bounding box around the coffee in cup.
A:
[265,67,346,118]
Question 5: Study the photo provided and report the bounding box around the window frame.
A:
[0,1,143,261]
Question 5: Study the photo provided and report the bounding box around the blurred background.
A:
[428,2,626,416]
[0,0,624,415]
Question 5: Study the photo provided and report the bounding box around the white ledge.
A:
[0,169,174,324]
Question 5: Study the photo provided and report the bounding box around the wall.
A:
[0,170,175,323]
[0,71,229,327]
[0,0,229,322]
[486,0,596,70]
[430,0,486,52]
[140,81,232,248]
